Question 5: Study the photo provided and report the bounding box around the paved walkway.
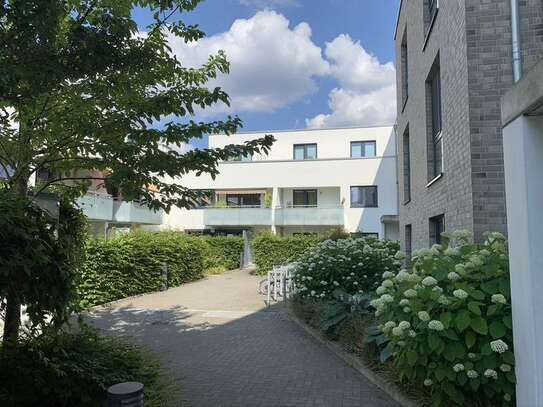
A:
[88,270,398,407]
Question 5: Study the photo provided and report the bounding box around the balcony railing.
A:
[203,206,272,226]
[275,206,344,226]
[77,192,163,225]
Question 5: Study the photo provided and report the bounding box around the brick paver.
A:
[88,270,398,407]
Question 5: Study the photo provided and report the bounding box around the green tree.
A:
[0,0,274,343]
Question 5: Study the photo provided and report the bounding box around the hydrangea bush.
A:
[373,231,514,406]
[293,237,400,300]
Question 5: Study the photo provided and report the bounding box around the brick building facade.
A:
[395,0,543,251]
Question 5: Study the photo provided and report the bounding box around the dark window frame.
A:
[423,0,439,49]
[429,214,445,245]
[405,224,413,258]
[426,57,443,183]
[350,140,377,158]
[225,193,261,208]
[350,186,378,208]
[401,29,409,109]
[402,127,411,204]
[293,143,318,160]
[292,189,318,207]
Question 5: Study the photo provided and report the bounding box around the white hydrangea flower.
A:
[500,364,511,373]
[468,353,477,359]
[431,244,442,255]
[320,293,326,298]
[447,271,460,281]
[403,307,411,313]
[453,289,469,300]
[444,247,459,256]
[504,394,511,401]
[490,340,509,354]
[453,364,465,372]
[397,340,406,347]
[471,255,485,267]
[382,271,395,279]
[408,329,417,338]
[453,230,472,242]
[382,279,394,288]
[376,286,387,295]
[407,274,420,283]
[310,290,316,296]
[353,281,359,286]
[383,321,396,331]
[333,281,339,286]
[395,251,407,260]
[398,321,411,330]
[455,264,465,274]
[491,294,507,304]
[306,276,313,281]
[438,295,451,305]
[404,289,417,298]
[423,379,433,387]
[484,369,498,380]
[399,299,410,306]
[422,276,438,287]
[480,249,491,257]
[395,270,410,282]
[467,370,479,379]
[350,272,355,276]
[432,286,443,294]
[418,311,430,322]
[380,294,394,303]
[428,320,445,331]
[391,327,404,336]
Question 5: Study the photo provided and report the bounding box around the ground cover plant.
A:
[371,231,514,406]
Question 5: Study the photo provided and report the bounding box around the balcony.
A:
[275,206,344,226]
[77,193,163,225]
[77,192,114,221]
[112,200,163,225]
[203,206,272,226]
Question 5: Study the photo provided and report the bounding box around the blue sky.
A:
[133,0,400,147]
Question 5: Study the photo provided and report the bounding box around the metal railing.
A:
[264,263,298,305]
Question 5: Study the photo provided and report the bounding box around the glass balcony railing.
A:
[275,206,344,226]
[203,206,272,226]
[77,192,163,225]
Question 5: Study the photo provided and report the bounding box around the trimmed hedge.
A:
[252,232,321,274]
[77,232,244,308]
[203,236,244,271]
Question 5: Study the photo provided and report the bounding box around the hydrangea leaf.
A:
[468,302,482,316]
[465,331,477,349]
[455,310,471,332]
[489,321,506,339]
[470,316,488,335]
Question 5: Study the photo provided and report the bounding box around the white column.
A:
[503,115,543,407]
[271,187,280,235]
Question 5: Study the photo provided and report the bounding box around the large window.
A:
[226,194,261,207]
[293,189,317,207]
[403,128,411,203]
[228,153,252,162]
[293,143,317,160]
[427,59,443,181]
[429,214,445,245]
[401,30,409,107]
[405,224,413,258]
[351,141,376,158]
[350,186,378,208]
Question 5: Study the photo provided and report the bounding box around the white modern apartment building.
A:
[161,126,399,240]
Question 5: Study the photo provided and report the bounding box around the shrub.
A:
[202,236,244,271]
[0,325,176,407]
[372,232,514,406]
[252,232,321,274]
[292,237,401,300]
[78,232,207,307]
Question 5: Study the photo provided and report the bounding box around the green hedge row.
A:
[252,233,322,274]
[78,232,244,308]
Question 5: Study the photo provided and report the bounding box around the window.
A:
[350,186,378,208]
[351,141,376,158]
[226,194,261,207]
[427,58,443,181]
[194,190,214,208]
[428,0,438,22]
[350,232,379,239]
[403,128,411,203]
[293,189,317,207]
[401,30,409,107]
[405,224,412,258]
[429,214,445,245]
[424,0,439,42]
[228,153,252,162]
[293,143,317,160]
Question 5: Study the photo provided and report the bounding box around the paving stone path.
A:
[89,270,398,407]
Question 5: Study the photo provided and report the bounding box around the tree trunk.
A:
[2,175,29,345]
[2,294,21,345]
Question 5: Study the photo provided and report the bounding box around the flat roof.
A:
[210,123,395,137]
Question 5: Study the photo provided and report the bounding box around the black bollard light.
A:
[106,382,144,407]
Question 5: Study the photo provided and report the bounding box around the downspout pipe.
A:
[511,0,522,82]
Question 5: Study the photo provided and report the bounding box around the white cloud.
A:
[306,34,396,128]
[167,10,329,115]
[239,0,300,7]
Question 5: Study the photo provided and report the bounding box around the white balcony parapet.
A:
[77,192,114,221]
[275,206,344,226]
[203,207,272,226]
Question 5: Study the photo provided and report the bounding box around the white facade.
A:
[162,126,399,239]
